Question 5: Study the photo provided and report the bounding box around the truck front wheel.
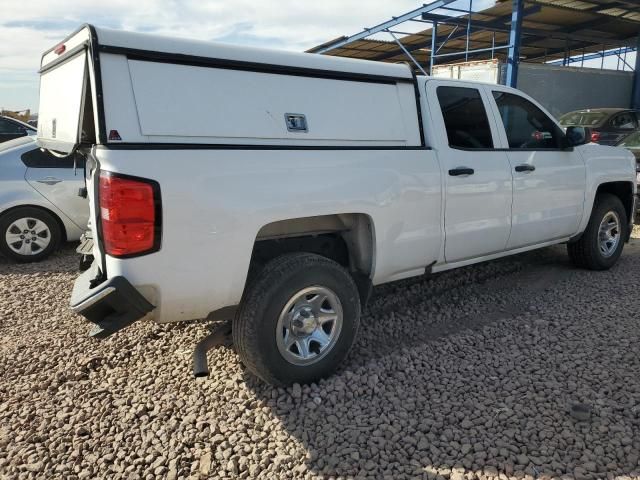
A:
[567,193,628,270]
[233,253,361,386]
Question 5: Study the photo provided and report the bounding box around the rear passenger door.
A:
[428,81,513,263]
[487,88,585,249]
[22,149,89,230]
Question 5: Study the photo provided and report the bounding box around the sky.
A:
[1,0,426,112]
[0,0,635,113]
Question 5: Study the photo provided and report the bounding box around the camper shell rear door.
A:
[37,26,96,153]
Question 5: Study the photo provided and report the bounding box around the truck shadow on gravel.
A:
[243,244,640,479]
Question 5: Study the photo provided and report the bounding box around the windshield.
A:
[619,131,640,148]
[558,111,608,127]
[0,135,35,153]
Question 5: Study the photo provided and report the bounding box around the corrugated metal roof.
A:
[308,0,639,68]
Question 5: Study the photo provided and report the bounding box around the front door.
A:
[429,82,513,263]
[487,88,586,249]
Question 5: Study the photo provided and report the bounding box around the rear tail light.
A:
[99,172,161,257]
[590,130,601,143]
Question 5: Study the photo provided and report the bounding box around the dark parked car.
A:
[617,130,640,161]
[0,115,36,143]
[558,108,639,146]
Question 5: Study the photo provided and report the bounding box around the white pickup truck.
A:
[37,25,636,386]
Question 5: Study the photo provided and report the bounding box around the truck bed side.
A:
[95,147,442,322]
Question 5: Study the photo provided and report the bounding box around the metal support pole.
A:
[623,48,628,71]
[465,0,473,61]
[491,32,495,60]
[386,30,429,77]
[430,21,438,75]
[601,45,605,69]
[505,0,524,87]
[581,48,585,67]
[616,52,634,71]
[436,25,459,54]
[631,36,640,109]
[434,44,512,59]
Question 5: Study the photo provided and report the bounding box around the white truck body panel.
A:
[423,79,514,262]
[95,27,414,80]
[36,26,636,331]
[126,59,420,145]
[98,147,442,321]
[485,84,587,249]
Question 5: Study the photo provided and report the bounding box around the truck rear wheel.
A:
[233,253,360,386]
[567,193,627,270]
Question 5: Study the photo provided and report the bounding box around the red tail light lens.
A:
[590,131,601,143]
[99,172,161,257]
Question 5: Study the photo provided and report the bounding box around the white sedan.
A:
[0,136,88,262]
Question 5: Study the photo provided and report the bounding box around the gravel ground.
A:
[1,228,640,480]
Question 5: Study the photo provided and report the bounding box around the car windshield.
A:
[0,135,35,152]
[558,111,608,127]
[618,131,640,148]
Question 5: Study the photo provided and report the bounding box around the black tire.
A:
[0,207,61,263]
[567,193,627,270]
[233,253,361,386]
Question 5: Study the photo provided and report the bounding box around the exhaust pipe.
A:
[193,321,232,377]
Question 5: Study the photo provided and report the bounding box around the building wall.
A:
[501,63,635,118]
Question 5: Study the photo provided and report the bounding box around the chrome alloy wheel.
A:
[5,217,51,256]
[276,286,343,366]
[598,210,621,258]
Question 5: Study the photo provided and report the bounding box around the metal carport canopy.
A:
[308,0,639,70]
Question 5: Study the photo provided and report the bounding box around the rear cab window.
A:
[492,91,565,150]
[436,86,494,149]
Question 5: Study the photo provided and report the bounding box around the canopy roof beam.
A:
[314,0,460,54]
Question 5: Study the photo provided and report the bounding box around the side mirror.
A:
[565,126,591,147]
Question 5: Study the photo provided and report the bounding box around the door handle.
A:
[515,164,535,172]
[448,167,475,176]
[36,177,63,185]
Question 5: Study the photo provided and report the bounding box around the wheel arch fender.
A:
[248,213,376,306]
[573,180,635,243]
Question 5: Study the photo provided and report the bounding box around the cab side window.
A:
[436,86,494,149]
[611,112,637,130]
[492,91,565,149]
